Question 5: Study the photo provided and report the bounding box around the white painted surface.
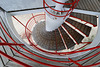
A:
[0,0,54,11]
[46,14,69,31]
[46,0,69,31]
[9,8,100,16]
[55,0,68,11]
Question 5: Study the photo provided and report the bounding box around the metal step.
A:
[66,18,92,36]
[70,12,97,26]
[64,0,100,12]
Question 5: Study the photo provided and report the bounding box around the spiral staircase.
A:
[0,0,100,67]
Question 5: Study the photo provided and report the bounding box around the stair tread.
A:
[62,23,84,44]
[59,27,75,49]
[64,0,100,12]
[66,18,92,36]
[70,12,97,26]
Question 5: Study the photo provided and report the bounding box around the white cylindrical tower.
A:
[46,0,69,31]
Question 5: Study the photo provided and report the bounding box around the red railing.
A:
[0,20,100,66]
[0,22,61,67]
[0,50,32,67]
[43,0,80,19]
[0,0,100,66]
[0,36,100,67]
[0,42,24,46]
[12,14,94,55]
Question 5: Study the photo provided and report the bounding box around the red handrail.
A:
[43,0,80,19]
[44,1,68,12]
[12,14,96,55]
[0,35,98,64]
[0,50,32,67]
[68,58,83,67]
[0,35,61,67]
[25,18,100,55]
[12,16,32,33]
[32,13,37,24]
[0,36,100,66]
[1,21,99,55]
[0,42,24,46]
[0,22,63,67]
[63,0,80,19]
[0,21,100,66]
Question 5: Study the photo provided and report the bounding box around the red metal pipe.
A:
[0,21,99,55]
[0,37,62,67]
[12,16,32,33]
[68,58,83,67]
[0,42,24,46]
[32,13,37,23]
[75,43,89,51]
[43,2,66,17]
[43,0,79,18]
[11,0,82,55]
[0,22,62,67]
[23,15,100,55]
[0,50,32,67]
[1,22,98,55]
[80,42,92,44]
[44,0,68,12]
[18,14,84,55]
[20,44,100,63]
[9,45,61,67]
[0,22,90,63]
[0,21,99,67]
[0,22,17,43]
[32,42,100,54]
[0,36,100,65]
[63,0,80,19]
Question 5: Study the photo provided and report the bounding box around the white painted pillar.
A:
[46,0,69,31]
[55,0,68,11]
